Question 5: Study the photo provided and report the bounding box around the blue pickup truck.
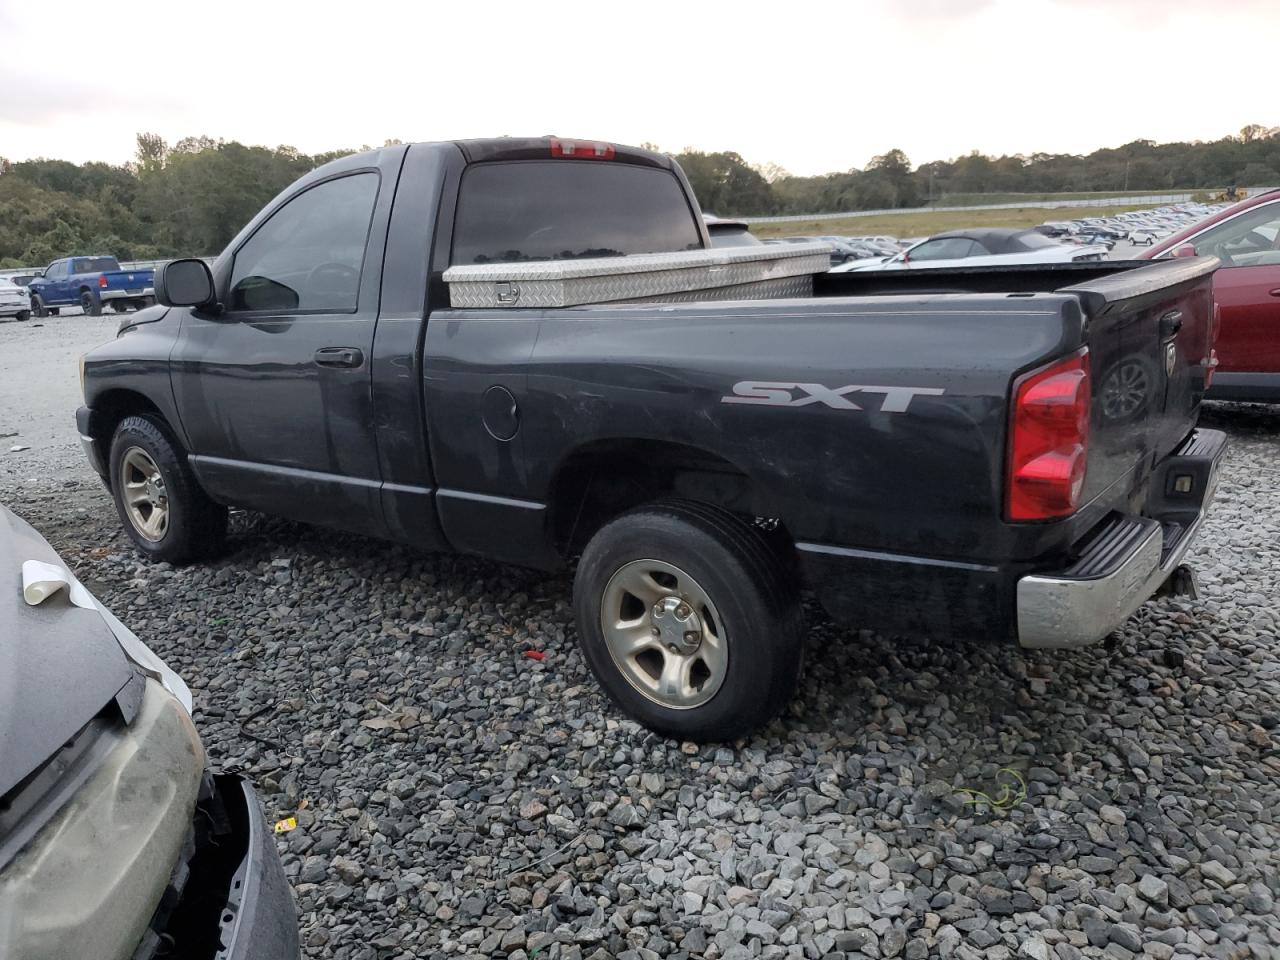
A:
[27,256,155,317]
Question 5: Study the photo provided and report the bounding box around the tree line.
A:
[1,126,1277,267]
[678,124,1280,217]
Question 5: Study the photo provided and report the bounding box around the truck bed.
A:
[424,255,1216,637]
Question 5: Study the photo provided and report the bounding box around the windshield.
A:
[1163,201,1280,267]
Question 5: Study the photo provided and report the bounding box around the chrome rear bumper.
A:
[1017,428,1226,649]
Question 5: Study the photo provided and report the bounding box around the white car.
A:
[0,277,31,321]
[832,228,1109,272]
[1129,229,1162,246]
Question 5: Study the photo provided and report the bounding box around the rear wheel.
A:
[111,300,130,314]
[573,499,803,742]
[108,415,227,564]
[81,291,103,316]
[14,310,30,322]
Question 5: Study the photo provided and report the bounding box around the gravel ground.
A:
[2,315,1279,960]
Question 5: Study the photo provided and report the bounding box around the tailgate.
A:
[103,269,153,291]
[1062,256,1218,513]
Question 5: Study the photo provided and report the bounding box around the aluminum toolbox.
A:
[443,242,833,309]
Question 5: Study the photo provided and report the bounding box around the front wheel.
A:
[31,296,47,318]
[573,500,804,742]
[108,415,227,564]
[14,310,30,322]
[81,291,103,316]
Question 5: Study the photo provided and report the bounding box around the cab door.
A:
[170,162,396,536]
[43,261,68,304]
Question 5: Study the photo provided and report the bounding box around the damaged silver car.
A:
[0,505,299,959]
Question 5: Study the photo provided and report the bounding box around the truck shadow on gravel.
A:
[222,506,1269,819]
[1199,401,1280,436]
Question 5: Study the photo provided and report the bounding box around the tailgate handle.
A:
[1159,310,1183,339]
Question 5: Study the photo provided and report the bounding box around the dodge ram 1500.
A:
[77,138,1225,740]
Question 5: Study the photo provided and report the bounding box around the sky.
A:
[1,0,1277,176]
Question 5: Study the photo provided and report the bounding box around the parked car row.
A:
[1038,201,1229,248]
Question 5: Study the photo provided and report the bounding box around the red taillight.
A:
[1006,349,1090,521]
[550,138,615,160]
[98,274,108,288]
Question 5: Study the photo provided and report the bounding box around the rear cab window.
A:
[451,161,703,265]
[72,257,121,273]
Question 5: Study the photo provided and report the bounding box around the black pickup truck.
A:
[77,138,1226,741]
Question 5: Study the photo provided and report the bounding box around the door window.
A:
[1177,201,1280,268]
[229,173,379,313]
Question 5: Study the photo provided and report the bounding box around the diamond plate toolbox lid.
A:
[443,242,833,309]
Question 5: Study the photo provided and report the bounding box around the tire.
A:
[31,295,47,318]
[80,290,103,316]
[573,499,803,742]
[108,414,227,564]
[14,310,30,322]
[111,300,130,314]
[48,307,60,316]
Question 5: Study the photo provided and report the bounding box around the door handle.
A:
[313,347,363,368]
[1269,288,1280,297]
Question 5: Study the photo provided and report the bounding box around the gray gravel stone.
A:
[1199,860,1237,887]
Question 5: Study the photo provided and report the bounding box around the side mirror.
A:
[155,258,216,308]
[1171,243,1197,259]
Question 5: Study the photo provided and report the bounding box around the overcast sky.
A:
[2,0,1276,176]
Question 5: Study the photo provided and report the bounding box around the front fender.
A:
[82,307,191,453]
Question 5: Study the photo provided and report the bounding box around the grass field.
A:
[749,204,1151,240]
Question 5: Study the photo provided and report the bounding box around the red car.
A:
[1140,189,1280,401]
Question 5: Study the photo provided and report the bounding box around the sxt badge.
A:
[722,381,944,413]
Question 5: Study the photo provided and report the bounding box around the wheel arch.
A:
[546,437,791,558]
[87,390,171,487]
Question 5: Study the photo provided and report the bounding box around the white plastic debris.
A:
[21,559,193,713]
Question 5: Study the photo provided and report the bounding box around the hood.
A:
[0,507,133,797]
